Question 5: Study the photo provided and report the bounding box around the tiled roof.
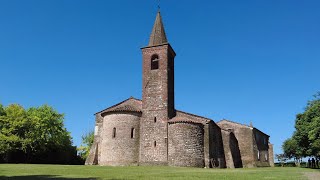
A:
[217,119,270,137]
[175,110,213,123]
[217,119,251,128]
[169,116,204,126]
[169,110,213,125]
[96,97,142,116]
[111,105,141,113]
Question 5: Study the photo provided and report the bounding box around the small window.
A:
[151,54,159,70]
[255,133,258,140]
[154,141,157,147]
[154,117,157,123]
[112,127,116,138]
[257,150,260,161]
[131,128,135,139]
[265,154,268,161]
[94,126,99,136]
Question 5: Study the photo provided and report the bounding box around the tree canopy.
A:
[283,93,320,159]
[0,103,81,164]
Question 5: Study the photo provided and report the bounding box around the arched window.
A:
[112,127,116,138]
[131,128,135,139]
[151,54,159,70]
[154,141,157,147]
[154,117,157,123]
[257,150,260,161]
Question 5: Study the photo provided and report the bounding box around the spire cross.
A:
[157,0,160,11]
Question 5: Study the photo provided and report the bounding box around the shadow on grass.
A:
[0,175,102,180]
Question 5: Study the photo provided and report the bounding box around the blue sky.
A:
[1,0,319,159]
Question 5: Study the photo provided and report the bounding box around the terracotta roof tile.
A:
[96,97,142,116]
[169,116,204,125]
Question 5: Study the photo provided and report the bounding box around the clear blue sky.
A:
[1,0,319,158]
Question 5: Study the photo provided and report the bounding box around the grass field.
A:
[0,164,319,180]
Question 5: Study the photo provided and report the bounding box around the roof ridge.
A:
[129,96,142,101]
[175,110,213,122]
[95,96,141,115]
[217,119,270,137]
[217,119,250,128]
[168,118,204,126]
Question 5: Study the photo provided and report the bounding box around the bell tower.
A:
[139,11,176,165]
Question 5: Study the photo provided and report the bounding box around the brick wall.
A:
[139,44,175,165]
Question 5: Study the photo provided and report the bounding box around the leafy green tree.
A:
[285,92,320,160]
[0,104,5,116]
[0,103,79,164]
[0,104,29,161]
[282,138,302,166]
[305,95,320,158]
[25,105,74,163]
[78,131,94,161]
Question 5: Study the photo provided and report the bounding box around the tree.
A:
[0,103,79,164]
[275,154,288,167]
[305,95,320,158]
[282,138,302,166]
[284,92,320,161]
[0,104,5,116]
[0,104,28,162]
[78,131,94,161]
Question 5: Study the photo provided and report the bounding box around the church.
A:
[85,11,274,168]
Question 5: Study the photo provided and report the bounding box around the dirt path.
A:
[304,172,320,180]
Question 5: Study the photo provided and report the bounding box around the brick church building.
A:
[85,11,274,168]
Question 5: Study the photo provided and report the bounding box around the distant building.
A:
[86,11,274,168]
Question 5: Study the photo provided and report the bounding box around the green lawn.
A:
[0,164,319,180]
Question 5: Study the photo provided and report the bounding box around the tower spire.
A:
[148,11,168,46]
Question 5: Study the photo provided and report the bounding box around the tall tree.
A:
[0,104,79,164]
[286,92,320,159]
[0,104,28,161]
[282,138,302,166]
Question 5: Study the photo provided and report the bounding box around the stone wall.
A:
[85,113,103,165]
[99,112,140,166]
[217,121,254,167]
[253,129,270,167]
[217,120,272,168]
[139,111,169,165]
[268,143,274,167]
[168,121,205,167]
[208,122,226,168]
[221,130,234,168]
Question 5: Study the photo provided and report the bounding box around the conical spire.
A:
[148,11,168,46]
